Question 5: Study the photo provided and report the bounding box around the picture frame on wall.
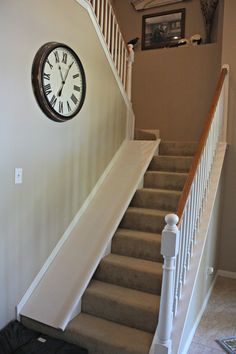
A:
[131,0,185,11]
[142,9,185,50]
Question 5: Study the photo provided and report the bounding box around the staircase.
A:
[22,140,197,354]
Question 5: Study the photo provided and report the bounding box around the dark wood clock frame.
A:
[32,42,86,122]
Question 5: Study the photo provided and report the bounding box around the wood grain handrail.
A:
[176,67,228,226]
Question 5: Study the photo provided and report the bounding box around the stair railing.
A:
[154,65,229,354]
[87,0,134,100]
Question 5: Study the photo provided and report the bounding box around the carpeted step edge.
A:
[94,253,163,295]
[82,280,160,333]
[112,228,163,262]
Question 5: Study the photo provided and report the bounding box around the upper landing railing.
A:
[88,0,134,100]
[155,66,229,354]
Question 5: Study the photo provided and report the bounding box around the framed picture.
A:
[142,9,186,50]
[131,0,185,11]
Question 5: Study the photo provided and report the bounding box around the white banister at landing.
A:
[76,0,135,139]
[79,0,134,102]
[18,139,160,330]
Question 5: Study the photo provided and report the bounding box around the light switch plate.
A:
[15,168,23,184]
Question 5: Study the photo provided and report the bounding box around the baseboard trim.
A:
[16,140,126,320]
[217,270,236,279]
[180,275,217,354]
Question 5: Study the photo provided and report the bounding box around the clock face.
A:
[32,42,86,122]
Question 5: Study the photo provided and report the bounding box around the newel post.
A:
[155,214,179,354]
[126,44,134,101]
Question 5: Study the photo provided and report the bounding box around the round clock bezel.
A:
[32,42,86,122]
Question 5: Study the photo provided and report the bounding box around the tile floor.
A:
[188,276,236,353]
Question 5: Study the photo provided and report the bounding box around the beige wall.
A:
[113,0,223,140]
[132,43,220,140]
[0,0,127,329]
[219,0,236,272]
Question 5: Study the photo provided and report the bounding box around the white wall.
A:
[0,0,127,329]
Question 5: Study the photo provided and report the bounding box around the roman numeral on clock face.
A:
[46,59,53,70]
[62,52,67,64]
[67,101,72,113]
[71,94,78,105]
[44,83,52,96]
[50,95,57,108]
[59,101,64,114]
[43,73,51,81]
[54,51,60,63]
[73,73,80,79]
[74,85,81,92]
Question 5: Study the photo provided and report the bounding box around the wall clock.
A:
[32,42,86,122]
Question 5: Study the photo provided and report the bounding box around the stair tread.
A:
[157,155,194,159]
[126,207,170,216]
[159,141,198,156]
[84,280,160,311]
[68,313,153,354]
[137,188,182,195]
[145,170,189,176]
[100,253,162,273]
[115,228,161,240]
[112,229,162,262]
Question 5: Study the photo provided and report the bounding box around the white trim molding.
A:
[217,270,236,279]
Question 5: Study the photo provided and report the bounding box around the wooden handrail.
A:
[176,67,228,225]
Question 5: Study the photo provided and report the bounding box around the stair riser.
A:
[112,234,162,262]
[82,292,158,333]
[131,190,180,211]
[120,211,165,234]
[144,172,187,191]
[159,142,197,156]
[149,156,193,173]
[94,262,162,295]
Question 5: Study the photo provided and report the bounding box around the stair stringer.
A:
[161,143,226,354]
[18,139,160,331]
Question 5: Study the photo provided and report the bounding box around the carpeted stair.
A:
[22,140,197,354]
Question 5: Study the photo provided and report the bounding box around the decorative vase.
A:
[200,0,219,43]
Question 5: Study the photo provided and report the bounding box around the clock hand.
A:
[57,65,65,97]
[58,65,65,82]
[63,61,74,83]
[57,61,74,97]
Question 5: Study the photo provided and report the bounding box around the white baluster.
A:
[173,223,182,305]
[126,44,134,101]
[114,22,119,68]
[183,202,190,283]
[155,214,179,354]
[180,211,187,292]
[123,49,127,89]
[100,0,104,31]
[121,43,125,85]
[107,5,112,50]
[117,33,121,76]
[221,66,229,142]
[96,0,101,23]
